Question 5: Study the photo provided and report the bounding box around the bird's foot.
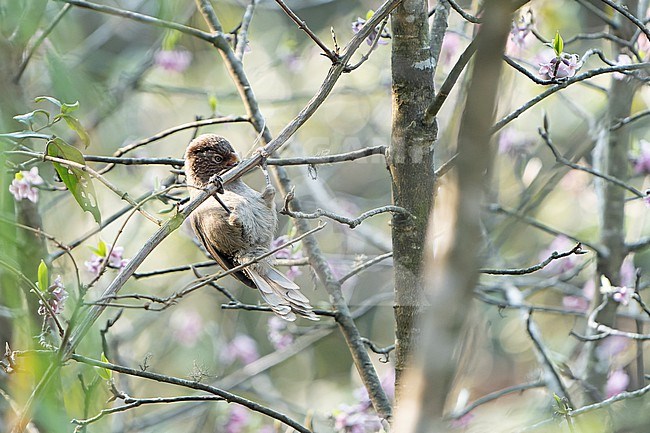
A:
[208,174,225,194]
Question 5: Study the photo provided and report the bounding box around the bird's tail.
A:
[247,264,319,321]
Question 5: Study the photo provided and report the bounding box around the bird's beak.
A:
[224,152,240,170]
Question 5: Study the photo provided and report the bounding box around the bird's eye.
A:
[214,155,223,163]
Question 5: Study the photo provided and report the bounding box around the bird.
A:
[184,134,318,321]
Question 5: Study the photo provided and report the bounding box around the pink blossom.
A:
[440,32,463,68]
[632,140,650,175]
[600,275,632,306]
[170,310,203,347]
[539,52,583,79]
[612,286,633,305]
[508,11,533,52]
[620,256,636,288]
[267,316,294,350]
[221,335,259,365]
[351,17,390,46]
[37,275,68,316]
[355,369,395,406]
[605,369,629,398]
[597,336,629,361]
[271,235,303,281]
[9,167,43,203]
[562,279,594,312]
[154,49,192,72]
[450,412,474,429]
[562,296,589,311]
[224,405,250,433]
[333,404,382,433]
[497,128,533,156]
[613,54,632,80]
[84,243,129,275]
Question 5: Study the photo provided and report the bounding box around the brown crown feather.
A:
[185,134,240,186]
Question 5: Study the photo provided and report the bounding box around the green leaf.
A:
[46,137,101,224]
[97,240,107,258]
[208,95,218,113]
[13,109,51,130]
[365,9,375,21]
[37,260,48,292]
[54,113,91,148]
[60,100,80,114]
[0,131,52,140]
[97,352,112,380]
[553,31,563,56]
[34,95,63,108]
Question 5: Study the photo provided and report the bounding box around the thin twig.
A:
[339,252,393,284]
[481,243,586,275]
[92,223,325,308]
[450,381,546,420]
[610,109,650,131]
[273,0,338,62]
[518,383,650,432]
[487,203,605,256]
[54,0,217,42]
[281,198,412,229]
[447,0,481,23]
[539,125,644,198]
[14,4,72,83]
[525,310,572,405]
[111,115,249,159]
[597,0,650,40]
[425,38,478,122]
[235,0,257,60]
[71,395,224,428]
[574,0,619,28]
[493,62,650,133]
[70,354,313,433]
[345,18,389,72]
[360,337,395,363]
[33,152,162,225]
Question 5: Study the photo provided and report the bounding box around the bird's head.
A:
[184,134,241,186]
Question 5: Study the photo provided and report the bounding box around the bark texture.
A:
[393,1,512,430]
[389,0,437,404]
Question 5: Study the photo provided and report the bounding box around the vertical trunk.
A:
[393,0,512,430]
[583,72,638,401]
[581,1,640,401]
[390,0,437,404]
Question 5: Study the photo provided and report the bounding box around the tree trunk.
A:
[393,0,512,429]
[390,0,437,405]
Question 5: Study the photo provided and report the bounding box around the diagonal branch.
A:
[71,354,312,433]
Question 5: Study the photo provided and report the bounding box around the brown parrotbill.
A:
[184,134,318,321]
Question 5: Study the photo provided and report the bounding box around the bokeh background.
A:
[1,0,649,432]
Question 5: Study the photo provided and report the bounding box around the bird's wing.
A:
[190,214,257,289]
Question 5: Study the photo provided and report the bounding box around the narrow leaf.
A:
[97,240,107,258]
[55,113,91,148]
[37,260,48,292]
[97,352,112,380]
[46,137,101,224]
[0,131,52,140]
[34,95,63,108]
[553,31,563,56]
[13,109,51,129]
[60,100,80,114]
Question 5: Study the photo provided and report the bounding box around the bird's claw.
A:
[208,174,225,194]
